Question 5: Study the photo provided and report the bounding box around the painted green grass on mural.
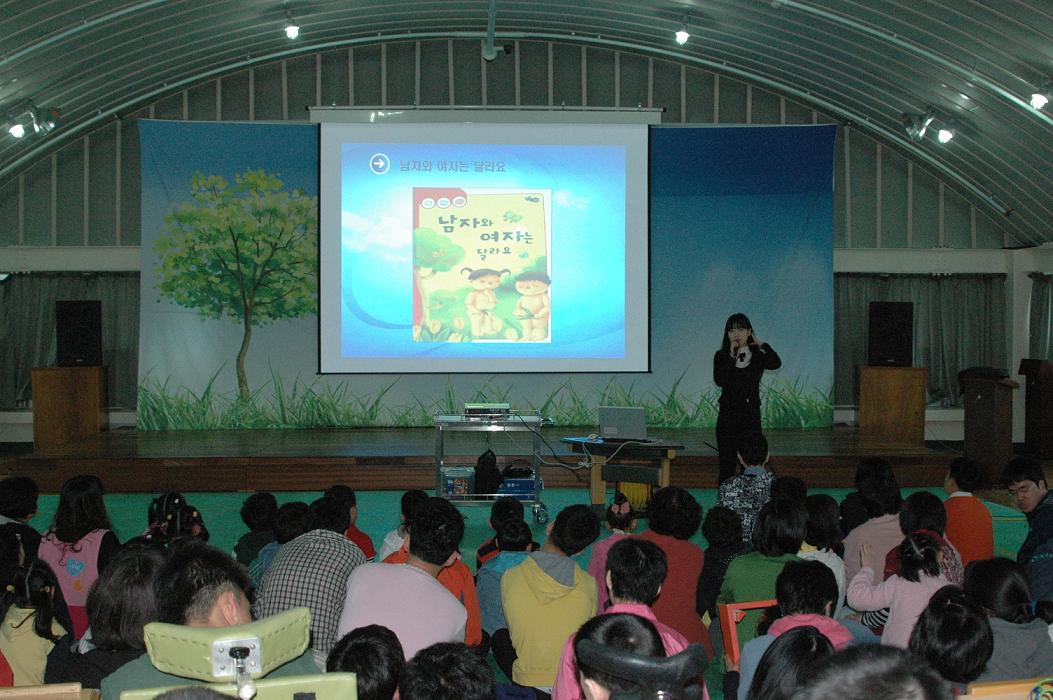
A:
[138,373,832,430]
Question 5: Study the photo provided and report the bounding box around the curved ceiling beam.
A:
[0,30,1012,227]
[771,0,1053,130]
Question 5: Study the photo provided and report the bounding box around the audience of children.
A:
[377,489,429,562]
[477,518,532,661]
[797,494,847,617]
[500,503,600,692]
[694,505,747,622]
[585,491,636,611]
[716,431,775,544]
[325,624,405,700]
[907,585,992,694]
[0,447,1047,700]
[941,457,994,567]
[847,531,949,648]
[36,476,119,639]
[961,557,1053,681]
[233,491,277,566]
[325,485,376,561]
[638,486,707,650]
[0,559,65,685]
[553,538,697,700]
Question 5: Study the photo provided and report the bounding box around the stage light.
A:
[5,100,58,140]
[675,28,690,45]
[284,21,299,39]
[1031,81,1051,110]
[937,127,954,143]
[8,123,24,138]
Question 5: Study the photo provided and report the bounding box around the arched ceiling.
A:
[1,0,1051,246]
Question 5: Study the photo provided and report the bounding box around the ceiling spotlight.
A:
[1031,80,1051,110]
[4,100,59,139]
[8,123,24,138]
[284,22,299,39]
[937,127,955,143]
[675,28,690,45]
[902,108,936,142]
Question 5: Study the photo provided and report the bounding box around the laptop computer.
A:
[597,406,651,442]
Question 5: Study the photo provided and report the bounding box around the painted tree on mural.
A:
[155,170,318,401]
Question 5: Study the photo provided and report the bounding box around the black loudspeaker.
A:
[868,301,913,367]
[56,300,103,367]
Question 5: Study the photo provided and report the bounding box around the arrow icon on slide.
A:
[369,153,390,174]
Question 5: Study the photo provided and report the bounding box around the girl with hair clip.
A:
[846,531,948,648]
[587,492,637,611]
[36,476,119,640]
[713,313,781,485]
[0,559,65,685]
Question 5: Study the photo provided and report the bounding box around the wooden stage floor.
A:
[1,425,959,493]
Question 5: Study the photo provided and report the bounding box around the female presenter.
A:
[713,313,781,485]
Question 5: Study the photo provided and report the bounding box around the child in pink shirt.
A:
[586,491,636,611]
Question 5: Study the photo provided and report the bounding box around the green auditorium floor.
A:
[25,486,1028,698]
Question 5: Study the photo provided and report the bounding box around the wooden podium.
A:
[1019,359,1053,459]
[31,367,107,451]
[857,366,927,446]
[962,376,1018,486]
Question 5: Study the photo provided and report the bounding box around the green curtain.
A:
[0,272,140,410]
[834,273,1007,407]
[1029,273,1052,360]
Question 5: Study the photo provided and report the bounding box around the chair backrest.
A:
[0,683,98,700]
[120,673,357,700]
[717,599,777,666]
[962,677,1051,699]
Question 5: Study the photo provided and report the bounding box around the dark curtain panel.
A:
[1030,272,1052,361]
[834,273,1007,407]
[0,272,140,409]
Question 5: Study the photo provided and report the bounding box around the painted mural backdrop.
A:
[138,121,835,429]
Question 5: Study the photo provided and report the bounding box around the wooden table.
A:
[561,437,684,506]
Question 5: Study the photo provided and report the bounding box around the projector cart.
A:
[433,410,549,524]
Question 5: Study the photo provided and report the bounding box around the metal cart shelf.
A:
[433,411,549,524]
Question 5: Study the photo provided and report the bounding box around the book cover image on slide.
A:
[412,187,551,344]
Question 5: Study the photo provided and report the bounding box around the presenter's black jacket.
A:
[713,343,782,430]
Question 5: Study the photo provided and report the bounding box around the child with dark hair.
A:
[554,539,700,700]
[908,585,992,693]
[586,491,637,611]
[248,501,313,586]
[962,557,1053,681]
[233,492,277,566]
[327,625,405,700]
[839,457,894,536]
[797,645,951,700]
[37,475,119,639]
[500,504,600,691]
[716,431,774,544]
[798,494,846,617]
[378,489,429,562]
[718,498,806,647]
[0,477,41,560]
[399,641,495,700]
[734,560,851,699]
[640,486,707,649]
[942,458,993,567]
[0,559,65,685]
[325,484,375,561]
[45,545,166,688]
[572,613,665,700]
[847,531,948,648]
[770,476,807,505]
[1001,457,1053,600]
[475,497,533,571]
[338,497,468,661]
[477,519,532,665]
[746,626,834,700]
[695,505,747,621]
[842,464,903,583]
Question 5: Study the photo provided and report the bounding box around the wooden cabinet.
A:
[962,377,1017,486]
[857,366,927,446]
[1019,359,1053,459]
[31,367,107,451]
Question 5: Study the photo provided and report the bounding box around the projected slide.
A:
[319,122,649,374]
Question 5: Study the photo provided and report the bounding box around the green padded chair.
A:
[120,607,356,700]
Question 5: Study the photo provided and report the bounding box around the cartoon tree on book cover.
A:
[412,188,551,343]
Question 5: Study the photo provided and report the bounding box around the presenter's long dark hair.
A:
[719,313,753,355]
